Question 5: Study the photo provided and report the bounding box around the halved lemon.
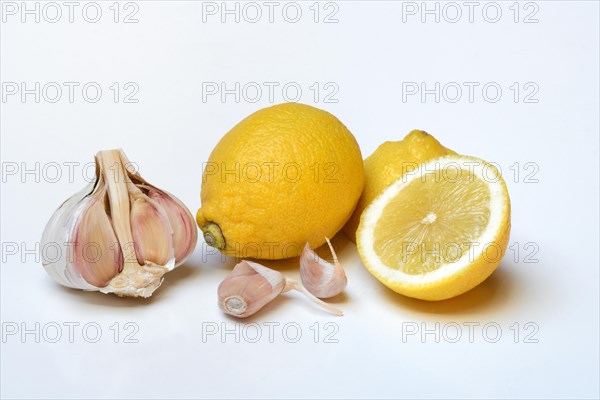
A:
[357,155,511,300]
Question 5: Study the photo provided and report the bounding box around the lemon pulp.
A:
[373,168,491,275]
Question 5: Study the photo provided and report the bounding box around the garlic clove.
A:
[147,188,197,263]
[300,238,347,298]
[72,191,122,287]
[130,196,174,267]
[218,260,343,318]
[218,261,286,318]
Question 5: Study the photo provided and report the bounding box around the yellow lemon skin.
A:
[343,130,455,242]
[197,103,364,260]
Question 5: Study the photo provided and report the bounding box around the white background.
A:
[1,1,599,398]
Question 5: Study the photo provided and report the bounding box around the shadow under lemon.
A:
[237,232,353,271]
[379,262,516,315]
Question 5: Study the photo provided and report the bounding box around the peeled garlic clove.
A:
[218,261,286,317]
[147,188,197,263]
[73,192,123,287]
[300,238,347,298]
[130,196,174,266]
[41,149,198,298]
[218,260,343,318]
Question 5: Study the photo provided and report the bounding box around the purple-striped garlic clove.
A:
[147,188,197,264]
[72,197,123,287]
[300,238,347,299]
[130,197,174,267]
[218,261,286,318]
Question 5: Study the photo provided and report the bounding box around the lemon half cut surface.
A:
[357,155,511,301]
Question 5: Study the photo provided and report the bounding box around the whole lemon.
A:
[197,103,364,260]
[343,130,455,242]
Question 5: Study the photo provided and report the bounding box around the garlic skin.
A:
[300,238,347,298]
[218,260,343,318]
[41,149,198,298]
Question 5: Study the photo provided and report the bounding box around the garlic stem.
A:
[97,150,138,266]
[324,237,339,264]
[95,150,176,296]
[284,278,343,316]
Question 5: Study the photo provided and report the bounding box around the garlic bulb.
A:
[300,238,347,298]
[218,261,343,318]
[41,149,198,298]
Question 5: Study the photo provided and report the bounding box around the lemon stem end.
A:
[202,222,226,250]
